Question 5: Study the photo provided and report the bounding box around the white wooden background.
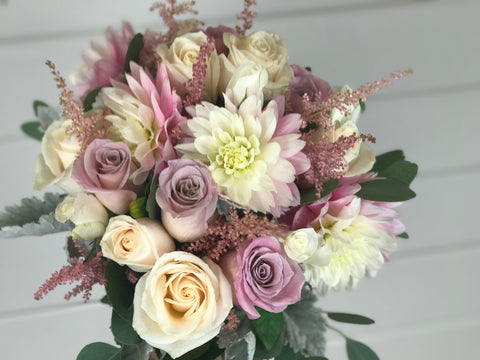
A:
[0,0,479,359]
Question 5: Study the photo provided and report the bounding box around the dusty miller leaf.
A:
[218,310,251,349]
[0,193,72,238]
[224,331,256,360]
[283,288,327,357]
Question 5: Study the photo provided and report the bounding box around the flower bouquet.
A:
[0,1,418,359]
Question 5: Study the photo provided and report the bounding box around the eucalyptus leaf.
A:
[250,308,284,351]
[76,342,121,360]
[224,331,256,360]
[346,338,379,360]
[36,104,61,130]
[33,100,48,116]
[320,179,340,197]
[84,87,103,111]
[105,261,136,321]
[357,178,416,202]
[397,232,409,239]
[371,150,404,173]
[124,33,144,73]
[21,121,43,140]
[327,312,374,325]
[379,160,418,185]
[111,309,142,345]
[283,288,326,357]
[120,341,154,360]
[359,99,366,112]
[0,193,72,238]
[300,188,317,205]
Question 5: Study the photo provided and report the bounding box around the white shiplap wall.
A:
[0,0,479,359]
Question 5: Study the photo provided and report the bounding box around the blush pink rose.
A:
[155,159,218,242]
[220,236,305,319]
[72,139,138,214]
[288,64,332,114]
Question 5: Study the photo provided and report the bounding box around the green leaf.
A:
[251,308,284,351]
[120,341,153,360]
[162,340,222,360]
[300,187,317,205]
[346,338,379,360]
[146,176,160,219]
[253,328,284,359]
[320,179,340,197]
[33,100,48,116]
[76,342,121,360]
[380,160,418,185]
[21,121,44,140]
[124,33,144,73]
[129,197,148,219]
[111,309,142,345]
[104,261,136,321]
[0,193,72,238]
[359,99,366,113]
[397,232,409,239]
[357,178,416,202]
[283,287,326,357]
[327,312,375,325]
[83,87,103,111]
[372,150,405,173]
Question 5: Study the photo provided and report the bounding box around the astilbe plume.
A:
[236,0,258,35]
[46,60,107,154]
[34,240,108,302]
[221,309,240,331]
[300,70,411,195]
[183,37,216,107]
[181,207,288,261]
[150,0,203,46]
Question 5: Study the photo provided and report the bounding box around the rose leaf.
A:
[250,308,284,352]
[76,342,121,360]
[111,309,142,346]
[346,338,379,360]
[327,312,375,325]
[104,261,136,322]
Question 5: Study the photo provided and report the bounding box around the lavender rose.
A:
[156,159,218,242]
[72,138,138,214]
[220,236,305,319]
[288,64,332,114]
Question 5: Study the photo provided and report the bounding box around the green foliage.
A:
[327,312,375,325]
[356,178,416,202]
[0,193,72,238]
[124,34,144,73]
[283,288,326,357]
[250,308,284,352]
[33,100,49,116]
[359,99,366,112]
[83,87,103,111]
[397,232,409,239]
[346,338,379,360]
[111,309,142,345]
[129,197,148,219]
[372,150,405,173]
[104,261,136,321]
[146,176,160,219]
[300,179,340,205]
[162,339,223,360]
[379,160,418,186]
[21,121,44,140]
[120,342,153,360]
[76,342,121,360]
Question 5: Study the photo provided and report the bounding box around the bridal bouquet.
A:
[0,1,417,359]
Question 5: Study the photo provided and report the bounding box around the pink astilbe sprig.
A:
[183,37,216,107]
[34,240,108,302]
[221,308,240,331]
[181,207,288,261]
[150,0,203,46]
[235,0,257,35]
[46,60,107,154]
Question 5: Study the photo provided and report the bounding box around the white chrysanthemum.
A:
[176,91,308,216]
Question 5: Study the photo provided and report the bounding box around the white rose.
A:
[225,61,268,106]
[223,31,294,98]
[133,251,232,359]
[100,215,175,272]
[156,31,231,101]
[281,228,320,263]
[33,119,82,193]
[55,192,109,241]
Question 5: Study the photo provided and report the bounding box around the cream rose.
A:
[225,61,268,106]
[33,119,82,193]
[100,215,175,272]
[132,251,232,359]
[156,31,230,101]
[55,192,109,241]
[223,31,294,98]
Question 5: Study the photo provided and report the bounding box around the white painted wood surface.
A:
[0,0,478,359]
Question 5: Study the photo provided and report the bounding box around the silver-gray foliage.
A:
[0,192,72,238]
[283,288,327,357]
[37,105,61,131]
[120,341,154,360]
[224,331,256,360]
[217,310,251,349]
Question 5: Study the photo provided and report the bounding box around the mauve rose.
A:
[288,65,333,114]
[156,159,218,242]
[220,236,305,319]
[72,138,138,214]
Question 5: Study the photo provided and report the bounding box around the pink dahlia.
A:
[70,22,135,102]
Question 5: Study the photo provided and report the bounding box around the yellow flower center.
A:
[216,136,259,175]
